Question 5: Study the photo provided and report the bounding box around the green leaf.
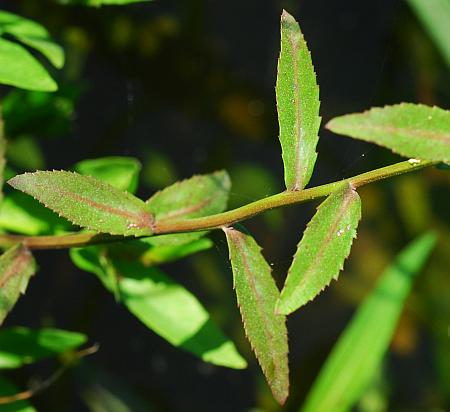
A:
[0,375,36,412]
[0,112,6,203]
[74,157,141,194]
[6,135,45,171]
[0,10,64,68]
[70,247,247,370]
[0,327,87,369]
[326,104,450,164]
[8,171,154,236]
[0,37,57,92]
[224,226,289,405]
[406,0,450,69]
[276,10,321,191]
[0,244,36,325]
[277,184,361,315]
[300,232,437,412]
[56,0,151,5]
[145,170,230,245]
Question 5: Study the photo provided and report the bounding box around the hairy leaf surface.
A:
[75,156,141,194]
[8,171,154,236]
[224,226,289,404]
[70,247,247,369]
[277,184,361,315]
[301,232,436,412]
[327,104,450,164]
[276,10,321,190]
[0,327,87,369]
[0,244,36,325]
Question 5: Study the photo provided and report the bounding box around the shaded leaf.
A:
[224,226,289,404]
[0,376,36,412]
[0,245,36,325]
[300,232,437,412]
[326,104,450,164]
[8,171,154,236]
[277,184,361,315]
[74,156,141,194]
[0,327,87,369]
[70,247,247,369]
[0,37,57,92]
[407,0,450,69]
[0,112,5,203]
[276,10,321,191]
[56,0,151,5]
[0,10,64,68]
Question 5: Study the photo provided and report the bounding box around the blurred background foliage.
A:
[0,0,449,411]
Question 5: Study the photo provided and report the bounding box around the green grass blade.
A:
[277,184,361,315]
[8,171,154,236]
[0,245,36,325]
[0,327,87,369]
[326,104,450,164]
[407,0,450,69]
[276,10,321,191]
[224,226,289,404]
[300,232,437,412]
[70,247,247,370]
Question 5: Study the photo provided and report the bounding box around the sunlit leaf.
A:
[0,327,87,369]
[0,375,36,412]
[0,245,36,325]
[0,37,57,92]
[224,226,289,404]
[300,232,437,412]
[70,247,247,370]
[277,184,361,315]
[75,156,142,194]
[326,104,450,164]
[276,10,321,191]
[8,171,154,236]
[407,0,450,69]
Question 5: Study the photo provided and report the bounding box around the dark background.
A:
[1,0,449,411]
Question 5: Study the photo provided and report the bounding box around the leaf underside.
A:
[276,10,321,191]
[224,226,289,405]
[0,244,36,325]
[8,171,154,236]
[326,103,450,164]
[277,184,362,315]
[301,232,437,412]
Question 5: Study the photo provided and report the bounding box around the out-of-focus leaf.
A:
[300,232,437,412]
[8,171,154,236]
[0,112,5,202]
[145,170,230,245]
[56,0,151,5]
[0,10,64,68]
[276,10,321,191]
[70,247,247,369]
[142,149,177,190]
[277,184,361,315]
[75,157,141,194]
[0,245,36,325]
[224,226,289,405]
[0,37,57,92]
[0,375,36,412]
[0,192,72,236]
[0,327,87,369]
[6,136,45,171]
[326,104,450,164]
[407,0,450,69]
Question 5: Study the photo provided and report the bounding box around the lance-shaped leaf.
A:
[277,184,361,315]
[326,104,450,164]
[300,232,436,412]
[224,226,289,404]
[276,10,321,191]
[0,327,87,369]
[8,171,154,236]
[0,244,36,325]
[70,247,247,370]
[146,170,230,246]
